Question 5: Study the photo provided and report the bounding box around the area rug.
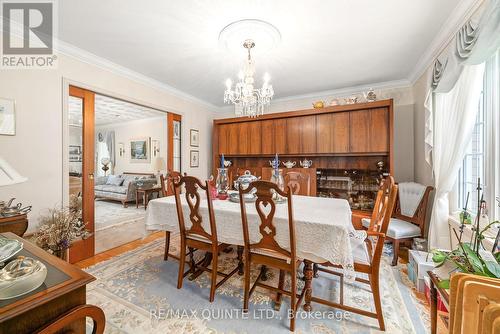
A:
[85,235,429,333]
[95,200,146,231]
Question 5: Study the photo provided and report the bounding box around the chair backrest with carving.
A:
[368,176,398,235]
[284,171,311,196]
[238,180,296,261]
[173,175,217,243]
[160,171,183,197]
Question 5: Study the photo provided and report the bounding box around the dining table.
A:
[144,191,366,311]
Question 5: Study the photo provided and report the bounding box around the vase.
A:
[216,168,229,196]
[270,169,285,200]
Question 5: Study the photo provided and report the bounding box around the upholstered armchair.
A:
[363,182,433,266]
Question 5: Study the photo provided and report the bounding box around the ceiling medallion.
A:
[220,20,279,118]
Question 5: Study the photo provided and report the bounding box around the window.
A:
[457,89,485,214]
[456,50,499,219]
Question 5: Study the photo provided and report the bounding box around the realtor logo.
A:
[1,0,57,68]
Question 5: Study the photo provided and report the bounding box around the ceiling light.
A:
[224,39,274,117]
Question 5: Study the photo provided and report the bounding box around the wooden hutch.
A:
[212,99,394,228]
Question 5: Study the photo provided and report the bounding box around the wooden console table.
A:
[0,214,28,236]
[0,233,96,334]
[428,271,450,334]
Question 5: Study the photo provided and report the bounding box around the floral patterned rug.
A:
[85,236,429,333]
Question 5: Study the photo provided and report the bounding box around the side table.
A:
[136,187,162,210]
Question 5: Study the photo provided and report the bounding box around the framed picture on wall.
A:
[0,98,15,136]
[69,145,82,162]
[190,129,199,147]
[190,150,199,168]
[130,137,151,163]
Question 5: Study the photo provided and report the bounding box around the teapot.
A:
[299,159,313,168]
[363,88,377,102]
[282,161,296,168]
[312,101,325,109]
[269,159,281,169]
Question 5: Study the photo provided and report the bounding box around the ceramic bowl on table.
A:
[0,256,47,299]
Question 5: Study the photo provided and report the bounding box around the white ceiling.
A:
[68,94,165,126]
[59,0,460,106]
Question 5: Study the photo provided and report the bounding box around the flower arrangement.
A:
[432,181,500,288]
[34,194,90,260]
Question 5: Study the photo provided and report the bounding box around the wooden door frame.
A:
[166,113,182,195]
[68,85,95,263]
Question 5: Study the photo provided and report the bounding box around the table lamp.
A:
[153,157,166,185]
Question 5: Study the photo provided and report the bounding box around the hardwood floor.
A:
[74,231,164,269]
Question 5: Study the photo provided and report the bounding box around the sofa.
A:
[94,172,157,207]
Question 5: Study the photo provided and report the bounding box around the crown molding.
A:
[56,40,219,112]
[269,79,411,104]
[408,0,484,84]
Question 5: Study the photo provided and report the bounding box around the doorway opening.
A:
[67,85,182,262]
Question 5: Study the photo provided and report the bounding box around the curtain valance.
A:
[425,0,500,165]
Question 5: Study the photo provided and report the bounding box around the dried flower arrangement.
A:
[34,194,90,260]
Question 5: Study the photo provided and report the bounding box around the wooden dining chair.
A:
[160,171,183,261]
[238,180,305,331]
[35,304,105,334]
[173,175,240,302]
[313,176,398,331]
[284,171,311,196]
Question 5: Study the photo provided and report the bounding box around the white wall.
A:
[0,53,215,233]
[96,116,167,175]
[215,86,416,182]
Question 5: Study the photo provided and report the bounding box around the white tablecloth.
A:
[145,192,366,278]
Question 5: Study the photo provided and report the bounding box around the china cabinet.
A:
[212,99,394,227]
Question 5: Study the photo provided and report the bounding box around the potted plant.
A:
[432,190,500,288]
[34,194,90,261]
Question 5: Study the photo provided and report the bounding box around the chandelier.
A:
[224,39,274,117]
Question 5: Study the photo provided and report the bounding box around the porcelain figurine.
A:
[299,159,313,168]
[282,161,296,168]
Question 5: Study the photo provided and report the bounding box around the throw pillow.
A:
[106,175,124,186]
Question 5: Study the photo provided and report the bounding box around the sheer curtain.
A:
[428,64,485,249]
[484,51,500,220]
[424,0,499,249]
